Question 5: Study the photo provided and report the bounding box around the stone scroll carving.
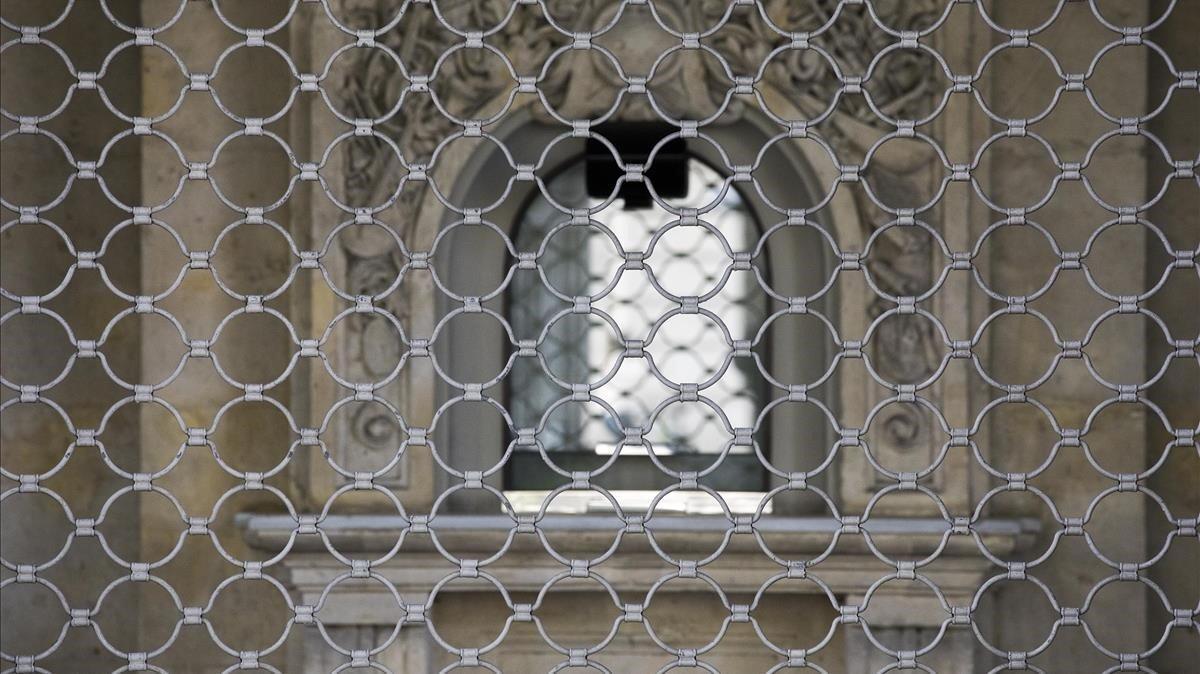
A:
[333,0,947,491]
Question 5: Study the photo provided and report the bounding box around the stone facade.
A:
[1,1,1196,672]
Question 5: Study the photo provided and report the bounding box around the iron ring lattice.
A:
[1,0,1198,672]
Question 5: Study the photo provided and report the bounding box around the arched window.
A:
[505,157,770,501]
[434,118,834,515]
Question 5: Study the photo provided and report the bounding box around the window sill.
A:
[239,512,1039,559]
[240,513,1039,624]
[503,489,771,514]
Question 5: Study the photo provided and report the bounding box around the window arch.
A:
[433,117,836,514]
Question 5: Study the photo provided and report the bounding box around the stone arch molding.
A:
[314,0,961,512]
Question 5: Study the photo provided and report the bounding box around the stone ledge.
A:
[240,513,1039,627]
[239,513,1039,558]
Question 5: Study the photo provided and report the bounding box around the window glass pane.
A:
[508,158,767,489]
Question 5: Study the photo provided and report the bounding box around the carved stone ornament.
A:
[332,0,949,495]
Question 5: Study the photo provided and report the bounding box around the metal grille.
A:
[1,0,1197,672]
